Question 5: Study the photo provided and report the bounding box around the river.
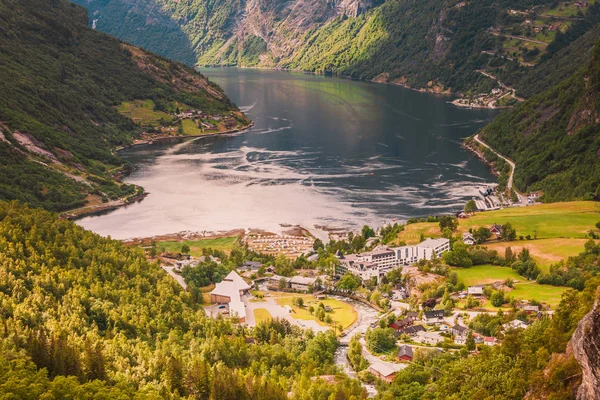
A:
[78,68,499,239]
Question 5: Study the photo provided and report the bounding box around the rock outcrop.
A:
[571,297,600,400]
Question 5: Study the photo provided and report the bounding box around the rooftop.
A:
[418,238,450,249]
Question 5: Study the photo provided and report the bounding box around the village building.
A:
[462,232,476,246]
[502,319,531,331]
[338,238,451,282]
[369,362,403,383]
[422,310,445,325]
[398,325,426,336]
[268,275,292,290]
[467,285,484,298]
[451,324,470,337]
[414,331,444,345]
[484,337,498,346]
[290,275,317,291]
[521,304,540,314]
[390,318,413,331]
[405,311,419,321]
[473,333,484,345]
[490,224,503,237]
[397,345,413,362]
[454,335,467,345]
[242,261,262,271]
[209,271,251,323]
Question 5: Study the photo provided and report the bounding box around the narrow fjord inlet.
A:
[79,68,498,239]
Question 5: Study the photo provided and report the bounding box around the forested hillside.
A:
[479,40,600,201]
[0,202,362,398]
[74,0,600,94]
[0,0,247,212]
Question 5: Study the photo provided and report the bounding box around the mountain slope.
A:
[0,201,361,398]
[478,40,600,201]
[73,0,600,94]
[0,0,248,212]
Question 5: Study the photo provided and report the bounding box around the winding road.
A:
[474,134,527,204]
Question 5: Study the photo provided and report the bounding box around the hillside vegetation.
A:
[0,201,362,399]
[479,41,600,201]
[75,0,600,94]
[0,0,246,212]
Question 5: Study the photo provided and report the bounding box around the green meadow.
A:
[157,236,239,256]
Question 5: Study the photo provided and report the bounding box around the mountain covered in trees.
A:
[74,0,600,94]
[0,0,246,213]
[479,39,600,201]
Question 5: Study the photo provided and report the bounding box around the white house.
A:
[462,232,476,246]
[502,319,531,331]
[414,331,444,345]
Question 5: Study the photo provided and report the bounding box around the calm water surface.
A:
[78,69,499,239]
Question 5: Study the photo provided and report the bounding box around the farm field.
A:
[453,264,568,308]
[117,99,173,126]
[457,202,600,239]
[253,308,272,324]
[275,294,357,330]
[483,238,594,269]
[157,236,238,256]
[396,202,599,245]
[508,283,568,308]
[453,264,522,286]
[181,119,204,135]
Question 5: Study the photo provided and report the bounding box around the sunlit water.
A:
[78,68,499,239]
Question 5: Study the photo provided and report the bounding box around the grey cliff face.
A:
[572,298,600,400]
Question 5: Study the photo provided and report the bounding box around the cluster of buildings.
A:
[336,238,451,282]
[209,271,251,323]
[245,234,313,257]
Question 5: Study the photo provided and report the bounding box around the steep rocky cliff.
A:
[572,297,600,400]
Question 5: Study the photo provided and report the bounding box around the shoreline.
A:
[462,137,501,178]
[205,65,512,110]
[64,121,254,220]
[201,65,468,99]
[115,121,254,152]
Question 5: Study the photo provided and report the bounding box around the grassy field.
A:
[458,202,600,239]
[253,308,272,324]
[275,294,357,330]
[483,238,594,269]
[117,99,173,126]
[397,202,599,244]
[509,283,568,308]
[453,265,522,286]
[395,202,599,268]
[181,119,204,135]
[157,236,238,256]
[453,264,568,308]
[396,222,440,245]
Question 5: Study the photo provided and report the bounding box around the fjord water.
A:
[78,69,498,239]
